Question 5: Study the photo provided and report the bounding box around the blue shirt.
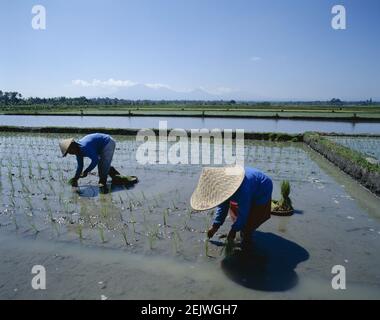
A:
[74,133,111,178]
[213,167,273,232]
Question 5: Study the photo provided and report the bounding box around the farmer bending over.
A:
[190,166,273,250]
[59,133,120,187]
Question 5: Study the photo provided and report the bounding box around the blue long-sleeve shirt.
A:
[213,167,273,232]
[74,133,111,178]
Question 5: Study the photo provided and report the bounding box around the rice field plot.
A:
[327,136,380,161]
[0,134,308,257]
[0,132,380,273]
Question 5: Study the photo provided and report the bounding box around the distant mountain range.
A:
[99,84,240,101]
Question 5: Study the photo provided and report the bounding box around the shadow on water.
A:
[75,183,138,197]
[221,231,309,292]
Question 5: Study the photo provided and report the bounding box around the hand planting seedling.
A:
[219,238,235,257]
[68,177,78,187]
[59,134,138,188]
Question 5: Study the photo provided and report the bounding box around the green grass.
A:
[1,103,380,120]
[304,132,380,173]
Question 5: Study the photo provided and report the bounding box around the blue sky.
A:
[1,0,379,100]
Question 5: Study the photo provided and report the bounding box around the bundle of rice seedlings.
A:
[272,180,293,214]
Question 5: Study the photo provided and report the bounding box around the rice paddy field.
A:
[327,136,380,161]
[1,132,380,299]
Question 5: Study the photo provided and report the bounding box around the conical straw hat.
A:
[59,138,74,157]
[190,166,245,211]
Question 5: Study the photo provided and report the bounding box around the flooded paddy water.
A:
[2,114,380,134]
[0,132,380,299]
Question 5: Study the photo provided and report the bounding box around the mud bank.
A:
[0,125,303,142]
[3,111,380,122]
[304,133,380,196]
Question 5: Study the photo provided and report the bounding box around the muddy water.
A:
[1,114,380,134]
[0,133,380,299]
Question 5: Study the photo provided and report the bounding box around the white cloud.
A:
[71,78,137,88]
[72,78,174,91]
[145,83,172,90]
[250,56,261,62]
[71,79,92,87]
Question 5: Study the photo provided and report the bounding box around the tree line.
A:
[0,90,376,106]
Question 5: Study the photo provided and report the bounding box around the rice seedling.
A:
[162,208,168,226]
[129,214,136,241]
[203,214,212,234]
[154,196,160,207]
[21,178,30,194]
[49,216,59,236]
[171,200,178,210]
[172,227,182,254]
[121,225,129,246]
[28,159,33,178]
[47,163,53,178]
[59,169,64,182]
[58,192,64,204]
[145,224,160,250]
[12,213,19,230]
[9,197,16,208]
[63,200,70,215]
[25,196,33,210]
[45,202,59,235]
[37,162,42,177]
[204,239,210,257]
[7,166,12,182]
[17,158,22,178]
[142,209,147,224]
[187,208,192,220]
[28,218,39,234]
[98,226,106,243]
[147,233,155,250]
[77,224,84,242]
[101,206,108,219]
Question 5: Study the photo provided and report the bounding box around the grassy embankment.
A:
[0,125,304,142]
[1,103,380,121]
[304,132,380,195]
